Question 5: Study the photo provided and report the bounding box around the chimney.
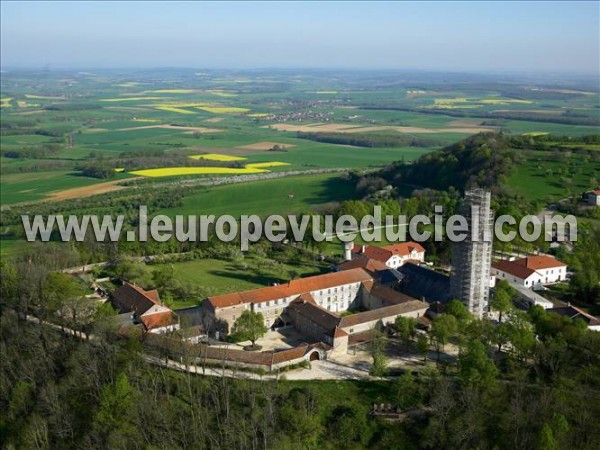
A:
[343,241,354,261]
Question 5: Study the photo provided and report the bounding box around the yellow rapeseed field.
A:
[25,94,64,100]
[101,97,164,102]
[130,167,268,177]
[154,106,196,114]
[1,98,13,108]
[150,89,196,94]
[207,90,237,97]
[196,106,250,114]
[245,162,290,169]
[189,153,247,162]
[522,132,549,137]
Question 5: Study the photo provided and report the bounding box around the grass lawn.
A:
[508,152,600,204]
[160,173,357,218]
[153,255,328,309]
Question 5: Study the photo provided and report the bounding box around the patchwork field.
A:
[265,123,495,134]
[1,69,598,213]
[0,171,133,205]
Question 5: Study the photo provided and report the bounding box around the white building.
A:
[491,255,567,289]
[351,242,425,269]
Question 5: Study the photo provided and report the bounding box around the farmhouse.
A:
[491,255,567,289]
[111,283,179,334]
[350,242,426,269]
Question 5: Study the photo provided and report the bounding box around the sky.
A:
[1,1,598,73]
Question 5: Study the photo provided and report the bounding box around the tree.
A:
[417,333,430,361]
[232,310,268,347]
[458,340,499,389]
[371,352,389,377]
[491,280,514,323]
[445,299,472,323]
[394,371,424,408]
[431,314,457,361]
[395,316,417,349]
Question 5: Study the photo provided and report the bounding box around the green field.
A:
[153,256,328,309]
[508,151,599,204]
[0,170,132,205]
[161,173,356,218]
[1,69,599,226]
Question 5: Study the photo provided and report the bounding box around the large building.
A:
[491,255,567,289]
[449,189,493,318]
[202,268,428,354]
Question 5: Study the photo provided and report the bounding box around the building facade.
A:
[491,255,567,289]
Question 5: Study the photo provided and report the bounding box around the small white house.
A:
[491,255,567,289]
[352,242,425,269]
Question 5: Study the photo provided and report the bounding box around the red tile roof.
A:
[352,245,393,263]
[207,268,372,309]
[383,242,425,257]
[492,255,566,280]
[140,311,178,331]
[337,255,388,274]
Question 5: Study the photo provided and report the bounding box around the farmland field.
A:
[1,68,598,216]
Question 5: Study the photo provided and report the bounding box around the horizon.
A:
[1,1,598,74]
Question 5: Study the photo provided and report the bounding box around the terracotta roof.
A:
[337,255,388,274]
[271,343,310,364]
[348,329,375,346]
[370,285,419,306]
[352,245,393,263]
[333,327,348,338]
[111,283,161,316]
[492,255,566,280]
[207,268,372,309]
[339,300,428,328]
[140,311,178,331]
[383,242,425,257]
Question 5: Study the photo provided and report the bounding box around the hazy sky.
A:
[1,1,598,73]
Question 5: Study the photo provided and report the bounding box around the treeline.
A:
[359,105,600,127]
[377,132,520,194]
[296,131,438,148]
[1,143,64,160]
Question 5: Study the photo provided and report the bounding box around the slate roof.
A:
[338,300,428,328]
[548,306,600,327]
[398,263,451,304]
